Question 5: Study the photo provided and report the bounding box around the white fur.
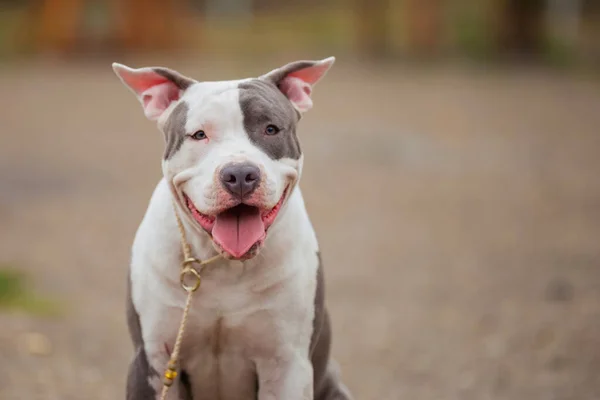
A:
[130,81,319,400]
[131,181,319,400]
[164,80,295,218]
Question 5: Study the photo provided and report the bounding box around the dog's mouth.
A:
[184,188,288,260]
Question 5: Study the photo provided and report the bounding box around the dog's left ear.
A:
[112,63,196,121]
[261,57,335,113]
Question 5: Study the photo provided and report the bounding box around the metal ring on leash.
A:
[180,260,202,292]
[163,203,223,400]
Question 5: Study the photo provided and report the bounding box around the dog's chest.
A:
[136,258,317,400]
[178,302,262,400]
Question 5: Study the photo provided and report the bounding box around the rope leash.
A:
[160,201,222,400]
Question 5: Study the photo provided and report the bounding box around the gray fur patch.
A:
[163,101,189,160]
[262,61,317,85]
[311,251,353,400]
[311,251,326,355]
[179,370,193,400]
[311,251,329,395]
[238,80,301,160]
[153,68,195,91]
[126,273,157,399]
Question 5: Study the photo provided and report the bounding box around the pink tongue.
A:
[212,206,266,258]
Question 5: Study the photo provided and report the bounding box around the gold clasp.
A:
[180,258,203,292]
[163,360,178,387]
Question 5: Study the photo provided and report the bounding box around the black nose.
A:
[220,163,261,199]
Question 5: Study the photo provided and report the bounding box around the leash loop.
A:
[180,265,202,293]
[180,258,203,292]
[159,200,222,400]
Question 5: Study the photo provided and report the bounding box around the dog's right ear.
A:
[260,57,335,113]
[112,63,196,121]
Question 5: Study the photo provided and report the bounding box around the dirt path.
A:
[1,58,599,399]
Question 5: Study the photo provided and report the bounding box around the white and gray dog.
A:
[112,57,352,400]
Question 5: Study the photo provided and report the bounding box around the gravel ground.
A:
[1,56,599,400]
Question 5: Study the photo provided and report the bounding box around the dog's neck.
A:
[133,178,316,289]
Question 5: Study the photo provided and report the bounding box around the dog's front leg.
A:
[126,345,189,400]
[126,346,157,400]
[256,354,314,400]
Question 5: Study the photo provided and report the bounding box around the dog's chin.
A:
[211,239,263,261]
[183,187,288,261]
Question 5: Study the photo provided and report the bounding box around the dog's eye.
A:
[265,125,280,135]
[191,130,207,140]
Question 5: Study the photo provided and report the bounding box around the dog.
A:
[113,57,353,400]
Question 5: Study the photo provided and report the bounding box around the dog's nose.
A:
[220,163,261,199]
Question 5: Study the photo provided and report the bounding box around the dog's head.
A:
[113,58,334,260]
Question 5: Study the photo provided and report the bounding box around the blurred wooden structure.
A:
[21,0,185,54]
[4,0,597,64]
[354,0,592,60]
[405,0,443,55]
[354,0,391,58]
[495,0,550,56]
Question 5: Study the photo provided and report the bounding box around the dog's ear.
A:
[112,63,196,121]
[260,57,335,113]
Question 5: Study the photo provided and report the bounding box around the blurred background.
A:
[1,0,599,399]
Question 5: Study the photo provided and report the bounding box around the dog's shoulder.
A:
[132,179,176,250]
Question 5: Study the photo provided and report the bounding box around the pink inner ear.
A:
[141,82,181,120]
[288,63,330,85]
[279,77,313,112]
[119,68,170,95]
[117,68,181,120]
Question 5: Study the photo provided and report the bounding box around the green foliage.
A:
[453,8,493,60]
[0,7,20,58]
[542,35,577,68]
[0,265,63,316]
